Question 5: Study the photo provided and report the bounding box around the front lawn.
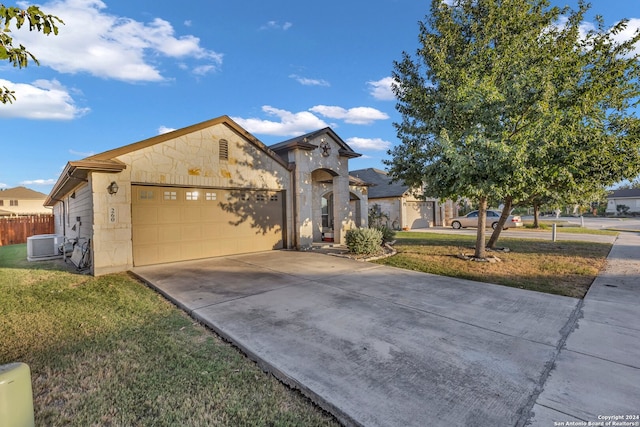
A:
[0,244,337,427]
[375,232,612,298]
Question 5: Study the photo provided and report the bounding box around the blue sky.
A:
[1,0,638,195]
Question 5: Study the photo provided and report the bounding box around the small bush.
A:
[374,225,396,244]
[345,228,383,255]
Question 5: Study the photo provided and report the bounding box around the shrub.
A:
[616,204,630,215]
[345,228,383,255]
[368,204,390,228]
[374,225,396,244]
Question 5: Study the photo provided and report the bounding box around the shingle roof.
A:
[608,188,640,198]
[0,186,48,200]
[349,168,410,199]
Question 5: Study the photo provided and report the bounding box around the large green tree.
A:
[387,0,640,258]
[1,3,62,103]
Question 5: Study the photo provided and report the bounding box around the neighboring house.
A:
[45,116,368,275]
[0,186,51,216]
[606,188,640,214]
[349,168,455,229]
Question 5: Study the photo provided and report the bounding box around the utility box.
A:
[0,363,35,427]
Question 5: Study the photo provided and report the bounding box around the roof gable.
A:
[350,168,411,198]
[88,116,285,167]
[269,128,361,158]
[46,115,290,206]
[0,186,48,200]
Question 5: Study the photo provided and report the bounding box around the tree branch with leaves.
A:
[387,0,640,258]
[1,3,63,103]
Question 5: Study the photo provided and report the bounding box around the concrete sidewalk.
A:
[527,231,640,426]
[132,233,639,427]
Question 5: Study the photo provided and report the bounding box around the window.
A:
[205,192,217,201]
[0,200,3,206]
[256,193,266,202]
[140,190,154,200]
[322,194,333,228]
[239,193,249,201]
[270,194,279,202]
[219,139,229,161]
[186,191,199,201]
[10,200,18,206]
[163,191,177,201]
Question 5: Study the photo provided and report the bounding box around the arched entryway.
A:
[311,168,340,243]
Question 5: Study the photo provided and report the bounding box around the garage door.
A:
[405,201,435,229]
[132,185,285,266]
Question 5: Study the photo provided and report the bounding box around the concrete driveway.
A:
[132,250,583,427]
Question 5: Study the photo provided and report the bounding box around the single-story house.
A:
[45,116,370,275]
[0,187,51,216]
[349,168,454,229]
[606,188,640,214]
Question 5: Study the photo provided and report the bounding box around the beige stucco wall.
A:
[90,122,292,275]
[0,199,51,215]
[607,197,640,214]
[368,197,402,229]
[369,194,450,229]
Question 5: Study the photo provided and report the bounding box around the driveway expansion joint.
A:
[517,297,585,427]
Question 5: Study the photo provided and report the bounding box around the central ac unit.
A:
[27,234,64,261]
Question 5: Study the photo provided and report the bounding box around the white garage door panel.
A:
[406,201,435,229]
[132,185,284,266]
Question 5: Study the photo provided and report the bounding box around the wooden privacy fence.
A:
[0,215,55,246]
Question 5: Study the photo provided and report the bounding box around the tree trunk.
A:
[533,204,540,228]
[487,196,513,249]
[474,197,487,259]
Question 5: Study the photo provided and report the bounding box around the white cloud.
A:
[309,105,389,125]
[259,21,293,31]
[192,64,218,76]
[0,183,7,189]
[13,0,223,82]
[69,149,95,157]
[158,126,176,134]
[289,74,330,87]
[232,106,328,136]
[345,137,392,151]
[0,79,89,120]
[20,179,57,186]
[555,16,640,56]
[367,77,397,101]
[611,18,640,56]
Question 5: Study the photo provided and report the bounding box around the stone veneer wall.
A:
[290,134,353,248]
[90,123,292,275]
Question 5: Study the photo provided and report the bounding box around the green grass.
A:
[376,232,612,298]
[0,244,337,427]
[520,223,619,235]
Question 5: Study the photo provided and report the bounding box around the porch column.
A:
[296,169,313,249]
[332,175,350,244]
[361,194,369,228]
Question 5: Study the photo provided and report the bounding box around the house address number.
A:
[109,207,117,223]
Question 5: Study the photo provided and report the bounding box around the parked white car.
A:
[451,210,523,230]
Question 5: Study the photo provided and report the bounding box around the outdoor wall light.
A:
[107,181,119,195]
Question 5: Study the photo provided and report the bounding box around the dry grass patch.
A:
[1,244,338,427]
[376,232,611,298]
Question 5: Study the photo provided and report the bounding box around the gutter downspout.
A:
[290,162,298,250]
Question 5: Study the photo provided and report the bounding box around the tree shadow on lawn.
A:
[381,237,612,298]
